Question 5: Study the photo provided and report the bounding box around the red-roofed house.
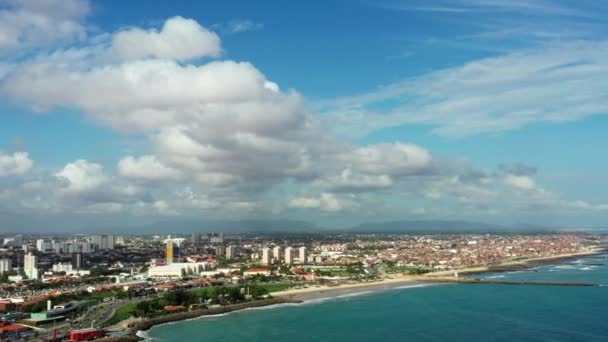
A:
[243,268,271,276]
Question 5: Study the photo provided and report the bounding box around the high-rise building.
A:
[0,259,12,274]
[91,234,115,250]
[273,246,282,263]
[284,247,294,265]
[71,253,83,269]
[52,240,66,254]
[262,247,271,266]
[24,252,38,280]
[215,245,226,258]
[209,233,224,244]
[226,245,237,259]
[191,233,201,244]
[13,235,23,248]
[299,246,307,264]
[36,239,53,253]
[166,239,175,265]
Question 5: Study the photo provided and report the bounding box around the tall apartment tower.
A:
[166,239,175,264]
[284,247,294,265]
[13,235,23,248]
[261,247,271,266]
[24,252,38,279]
[191,233,201,244]
[92,234,115,250]
[299,246,307,264]
[215,245,226,258]
[226,245,237,259]
[0,259,12,274]
[273,246,282,263]
[71,253,83,269]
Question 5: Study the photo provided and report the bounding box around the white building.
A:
[226,245,237,260]
[24,253,39,280]
[299,246,307,264]
[0,259,12,274]
[147,263,206,279]
[37,239,54,253]
[52,263,73,273]
[284,247,294,265]
[262,247,271,266]
[273,246,282,263]
[92,234,115,250]
[13,235,23,248]
[49,263,90,277]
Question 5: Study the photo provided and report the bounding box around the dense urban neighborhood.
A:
[0,231,601,340]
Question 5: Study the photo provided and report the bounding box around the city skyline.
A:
[1,0,608,231]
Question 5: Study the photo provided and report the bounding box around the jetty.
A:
[427,277,599,287]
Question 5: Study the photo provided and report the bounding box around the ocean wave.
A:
[485,275,505,279]
[554,265,577,270]
[394,283,436,289]
[302,291,374,305]
[580,266,596,271]
[137,330,155,342]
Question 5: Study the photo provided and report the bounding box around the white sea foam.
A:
[486,275,505,279]
[137,330,155,342]
[554,265,576,270]
[301,290,374,305]
[393,283,436,290]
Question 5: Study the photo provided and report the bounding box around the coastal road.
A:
[40,296,154,337]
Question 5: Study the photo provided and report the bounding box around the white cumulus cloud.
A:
[0,0,89,52]
[112,16,221,61]
[55,160,106,193]
[0,151,33,176]
[288,193,351,212]
[118,155,181,181]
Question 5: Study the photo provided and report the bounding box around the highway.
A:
[38,296,155,339]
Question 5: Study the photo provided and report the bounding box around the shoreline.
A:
[99,298,303,341]
[426,247,607,277]
[129,297,301,334]
[111,247,606,341]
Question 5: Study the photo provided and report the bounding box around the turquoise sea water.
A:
[147,254,608,342]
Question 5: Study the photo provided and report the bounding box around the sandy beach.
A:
[426,246,606,277]
[273,247,606,301]
[272,275,427,301]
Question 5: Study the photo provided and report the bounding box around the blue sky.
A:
[0,0,607,230]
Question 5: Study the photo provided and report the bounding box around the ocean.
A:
[146,254,608,341]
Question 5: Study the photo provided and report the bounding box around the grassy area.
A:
[256,283,290,293]
[90,290,120,301]
[104,303,137,327]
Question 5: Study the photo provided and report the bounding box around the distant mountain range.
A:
[1,211,604,235]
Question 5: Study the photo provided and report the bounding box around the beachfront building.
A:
[285,247,294,265]
[262,247,271,266]
[148,263,206,279]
